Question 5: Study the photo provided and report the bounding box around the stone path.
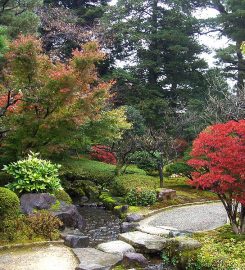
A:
[0,244,78,270]
[140,202,227,232]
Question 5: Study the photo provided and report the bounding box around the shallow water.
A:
[0,244,78,270]
[77,205,121,246]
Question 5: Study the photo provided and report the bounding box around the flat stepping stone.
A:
[73,248,123,270]
[97,240,135,255]
[137,225,170,236]
[119,231,167,253]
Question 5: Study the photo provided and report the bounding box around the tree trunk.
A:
[240,204,245,234]
[158,164,164,188]
[236,40,245,97]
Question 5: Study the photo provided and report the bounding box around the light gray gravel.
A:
[143,202,227,232]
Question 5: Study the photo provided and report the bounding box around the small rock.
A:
[157,189,176,201]
[80,196,89,203]
[126,213,143,223]
[64,234,89,248]
[123,252,148,267]
[121,222,139,233]
[97,240,135,255]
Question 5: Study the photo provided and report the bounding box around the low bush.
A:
[90,145,117,165]
[164,162,193,179]
[163,226,245,270]
[125,188,157,206]
[113,174,158,196]
[26,210,63,240]
[0,187,20,218]
[4,152,62,194]
[99,192,118,210]
[54,189,72,204]
[60,158,115,187]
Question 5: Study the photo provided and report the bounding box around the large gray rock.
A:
[119,231,167,253]
[121,222,139,233]
[53,201,84,230]
[169,237,202,251]
[64,234,89,248]
[97,240,135,255]
[20,193,56,214]
[137,225,170,236]
[73,248,123,270]
[126,213,143,223]
[123,252,148,267]
[20,193,84,230]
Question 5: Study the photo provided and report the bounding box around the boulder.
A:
[121,222,139,233]
[157,189,176,201]
[169,237,202,251]
[119,231,167,253]
[53,201,84,230]
[64,234,89,248]
[126,213,143,223]
[20,193,56,214]
[73,248,123,270]
[97,240,135,255]
[123,252,148,267]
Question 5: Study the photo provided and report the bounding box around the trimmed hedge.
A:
[0,187,20,218]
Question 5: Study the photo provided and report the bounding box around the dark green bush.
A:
[0,187,20,218]
[54,189,72,204]
[0,172,14,187]
[60,158,115,186]
[125,188,157,206]
[113,174,158,196]
[164,162,193,179]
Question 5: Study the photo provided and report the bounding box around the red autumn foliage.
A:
[188,120,245,234]
[188,120,245,204]
[174,138,188,155]
[90,145,117,165]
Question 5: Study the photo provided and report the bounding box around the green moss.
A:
[71,180,100,199]
[50,200,61,211]
[54,189,72,204]
[99,192,117,210]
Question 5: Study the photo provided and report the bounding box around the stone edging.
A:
[141,200,221,219]
[0,240,64,251]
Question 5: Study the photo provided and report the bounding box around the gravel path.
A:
[141,202,227,232]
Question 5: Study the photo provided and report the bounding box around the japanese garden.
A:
[0,1,244,270]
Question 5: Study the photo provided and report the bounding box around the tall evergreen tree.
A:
[103,0,208,128]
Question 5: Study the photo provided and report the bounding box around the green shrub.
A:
[125,188,157,206]
[4,152,62,193]
[0,172,14,187]
[0,215,33,242]
[113,174,158,196]
[60,158,115,186]
[99,192,117,210]
[0,187,20,218]
[26,210,63,240]
[164,162,193,179]
[54,189,72,204]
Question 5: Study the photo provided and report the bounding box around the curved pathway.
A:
[140,202,227,232]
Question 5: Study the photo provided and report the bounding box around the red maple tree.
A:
[90,145,117,165]
[188,120,245,234]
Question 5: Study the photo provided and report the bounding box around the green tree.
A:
[103,0,207,128]
[0,0,42,37]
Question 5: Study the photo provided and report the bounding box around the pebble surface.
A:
[143,202,227,232]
